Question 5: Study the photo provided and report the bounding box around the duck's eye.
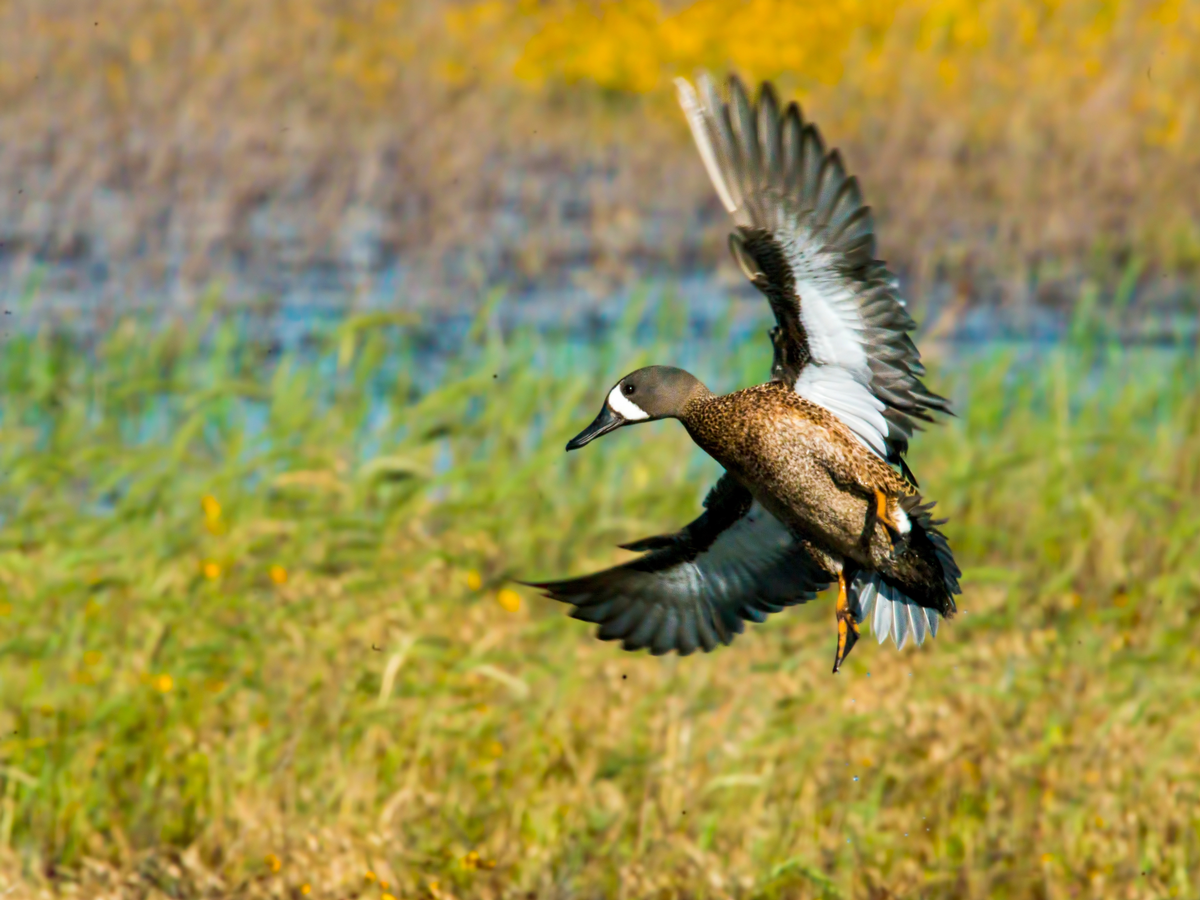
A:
[622,383,636,396]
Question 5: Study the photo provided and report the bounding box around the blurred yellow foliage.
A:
[513,0,896,91]
[455,0,1198,152]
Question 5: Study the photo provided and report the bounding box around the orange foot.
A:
[832,569,860,674]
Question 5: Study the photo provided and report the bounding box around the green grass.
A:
[1,300,1199,899]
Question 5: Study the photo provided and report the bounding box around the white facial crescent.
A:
[607,385,650,421]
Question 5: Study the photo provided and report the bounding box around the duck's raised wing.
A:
[675,73,950,473]
[523,473,832,655]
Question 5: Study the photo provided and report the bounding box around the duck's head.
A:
[566,365,708,451]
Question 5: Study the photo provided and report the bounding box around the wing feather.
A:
[675,73,952,472]
[524,473,833,655]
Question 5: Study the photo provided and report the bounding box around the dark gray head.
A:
[566,366,708,451]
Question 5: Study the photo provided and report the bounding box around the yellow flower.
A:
[202,560,222,580]
[364,871,376,882]
[265,853,281,873]
[466,570,483,591]
[300,884,311,895]
[269,565,288,585]
[201,494,221,521]
[488,740,503,757]
[1041,852,1053,864]
[496,588,521,613]
[0,602,11,617]
[382,894,397,900]
[155,674,173,693]
[83,650,102,666]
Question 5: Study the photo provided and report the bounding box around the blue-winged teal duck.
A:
[525,73,961,672]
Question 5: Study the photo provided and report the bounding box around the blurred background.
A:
[3,0,1199,334]
[1,2,1199,898]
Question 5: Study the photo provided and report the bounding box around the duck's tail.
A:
[849,496,961,649]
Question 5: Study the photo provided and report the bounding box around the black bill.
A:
[566,403,625,451]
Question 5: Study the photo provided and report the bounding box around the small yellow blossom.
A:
[202,560,221,580]
[84,650,102,666]
[1041,852,1053,864]
[1095,816,1105,827]
[265,853,281,873]
[40,704,53,715]
[380,882,389,890]
[269,565,288,585]
[156,674,173,693]
[201,494,222,520]
[300,884,311,895]
[364,871,376,882]
[466,570,483,591]
[202,495,224,534]
[0,602,11,617]
[488,740,503,757]
[496,588,521,612]
[382,894,397,900]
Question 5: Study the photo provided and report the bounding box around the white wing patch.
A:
[782,227,890,456]
[608,385,650,421]
[794,365,888,456]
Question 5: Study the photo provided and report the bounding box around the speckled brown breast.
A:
[680,381,912,570]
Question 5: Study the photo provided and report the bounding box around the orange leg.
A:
[832,569,860,674]
[874,488,890,523]
[873,488,901,551]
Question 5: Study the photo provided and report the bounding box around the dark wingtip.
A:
[514,578,556,592]
[618,535,678,552]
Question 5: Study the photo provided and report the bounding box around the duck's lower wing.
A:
[522,473,834,656]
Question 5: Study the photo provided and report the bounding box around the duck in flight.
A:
[524,73,961,673]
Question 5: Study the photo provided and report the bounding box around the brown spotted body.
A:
[681,381,908,573]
